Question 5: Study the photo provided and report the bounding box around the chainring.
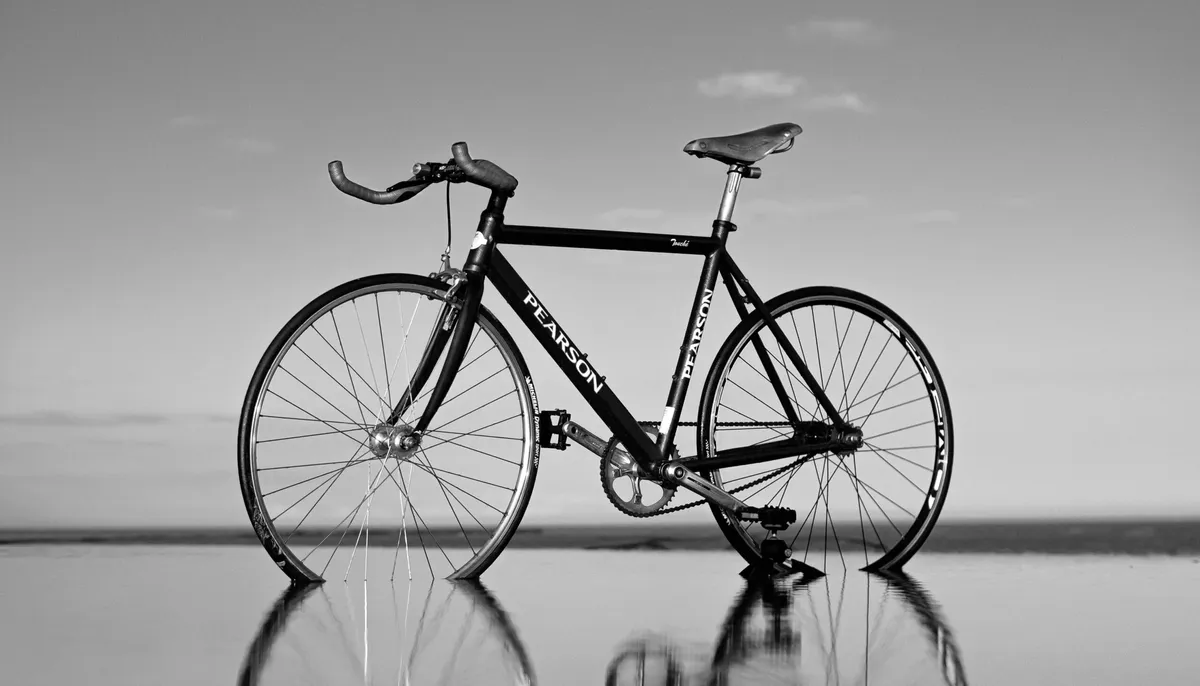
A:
[601,428,678,517]
[601,421,813,519]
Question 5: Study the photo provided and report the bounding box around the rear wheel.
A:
[238,274,539,582]
[698,286,953,574]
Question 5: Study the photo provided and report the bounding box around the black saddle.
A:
[683,123,803,166]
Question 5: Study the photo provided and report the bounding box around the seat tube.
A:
[654,169,744,457]
[715,165,744,223]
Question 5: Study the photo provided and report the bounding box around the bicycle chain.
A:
[605,421,806,519]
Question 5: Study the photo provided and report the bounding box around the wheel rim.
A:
[242,281,535,581]
[704,292,952,573]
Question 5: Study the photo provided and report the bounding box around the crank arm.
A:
[662,461,749,515]
[561,421,609,458]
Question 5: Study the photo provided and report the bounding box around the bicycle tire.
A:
[238,273,539,582]
[697,286,953,573]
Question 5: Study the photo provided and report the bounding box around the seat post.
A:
[715,165,745,224]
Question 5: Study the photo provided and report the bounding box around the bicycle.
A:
[237,122,955,583]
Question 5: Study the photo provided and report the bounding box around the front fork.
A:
[384,193,507,433]
[384,271,481,435]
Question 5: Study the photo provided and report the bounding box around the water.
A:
[1,546,1197,684]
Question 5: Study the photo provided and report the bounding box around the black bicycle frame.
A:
[409,190,850,477]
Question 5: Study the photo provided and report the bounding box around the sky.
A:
[1,0,1197,527]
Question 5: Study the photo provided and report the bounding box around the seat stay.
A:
[719,261,805,430]
[721,255,849,430]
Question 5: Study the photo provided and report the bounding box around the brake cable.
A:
[437,180,453,273]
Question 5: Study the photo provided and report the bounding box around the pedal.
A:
[740,506,797,531]
[538,410,570,450]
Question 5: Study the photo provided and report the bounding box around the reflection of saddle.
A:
[683,123,803,165]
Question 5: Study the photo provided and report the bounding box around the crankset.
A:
[601,428,679,517]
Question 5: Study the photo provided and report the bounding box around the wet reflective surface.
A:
[1,547,1197,684]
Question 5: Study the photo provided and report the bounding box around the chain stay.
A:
[618,420,806,518]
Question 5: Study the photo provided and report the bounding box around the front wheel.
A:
[697,286,953,574]
[238,274,539,583]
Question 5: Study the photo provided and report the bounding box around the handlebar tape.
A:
[328,161,430,205]
[450,142,518,196]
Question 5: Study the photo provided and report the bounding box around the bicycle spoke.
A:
[413,451,477,556]
[257,425,368,444]
[420,430,522,468]
[425,428,521,442]
[847,394,926,425]
[861,441,934,473]
[426,389,517,436]
[259,414,366,426]
[275,366,365,429]
[415,451,496,538]
[846,337,891,412]
[863,419,933,443]
[374,292,391,407]
[720,378,796,426]
[861,445,928,495]
[279,446,373,533]
[844,371,921,420]
[293,341,383,422]
[331,301,371,429]
[839,321,874,415]
[351,298,387,419]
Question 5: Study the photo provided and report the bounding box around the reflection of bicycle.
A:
[238,123,955,582]
[606,569,969,686]
[236,579,535,685]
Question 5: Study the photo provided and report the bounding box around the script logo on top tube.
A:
[522,291,605,393]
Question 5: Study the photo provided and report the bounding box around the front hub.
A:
[366,422,421,459]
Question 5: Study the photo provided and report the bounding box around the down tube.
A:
[485,250,662,471]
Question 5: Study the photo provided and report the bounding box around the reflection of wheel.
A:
[238,273,539,582]
[698,287,953,574]
[236,578,537,686]
[706,571,970,686]
[605,634,686,686]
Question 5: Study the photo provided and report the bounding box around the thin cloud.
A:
[0,411,171,427]
[698,71,874,113]
[599,208,667,224]
[168,114,207,129]
[789,19,888,45]
[740,195,870,219]
[225,136,276,155]
[198,206,238,221]
[911,209,960,225]
[802,92,874,113]
[698,71,808,99]
[598,196,868,232]
[0,411,233,427]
